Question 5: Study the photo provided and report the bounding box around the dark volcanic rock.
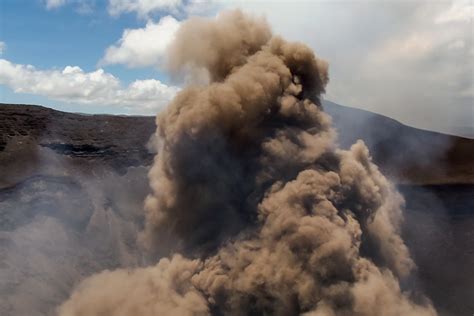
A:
[0,103,155,188]
[0,104,154,316]
[323,100,474,185]
[399,184,474,316]
[3,102,471,186]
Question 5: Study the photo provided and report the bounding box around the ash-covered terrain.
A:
[0,102,473,316]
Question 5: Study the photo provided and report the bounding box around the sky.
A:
[0,0,472,137]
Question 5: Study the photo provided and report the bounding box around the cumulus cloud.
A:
[107,0,218,18]
[435,0,473,24]
[0,59,178,113]
[357,1,473,134]
[45,0,66,10]
[100,15,180,68]
[108,0,183,17]
[43,0,96,13]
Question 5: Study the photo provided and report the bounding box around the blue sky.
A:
[1,1,164,79]
[0,0,172,113]
[0,0,472,136]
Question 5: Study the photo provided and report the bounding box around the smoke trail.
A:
[59,10,436,316]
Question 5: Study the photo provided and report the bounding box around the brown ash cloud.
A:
[59,10,436,316]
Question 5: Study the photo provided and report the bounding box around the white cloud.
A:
[43,0,96,14]
[448,39,466,50]
[107,0,218,18]
[45,0,66,10]
[372,32,435,62]
[108,0,182,17]
[435,0,473,24]
[76,1,95,15]
[182,0,220,16]
[0,59,179,113]
[100,15,180,68]
[0,42,5,55]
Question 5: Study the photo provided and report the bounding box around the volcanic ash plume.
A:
[59,10,436,316]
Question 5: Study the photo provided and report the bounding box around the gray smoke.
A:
[59,10,436,316]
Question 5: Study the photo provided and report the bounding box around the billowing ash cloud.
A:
[59,10,436,316]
